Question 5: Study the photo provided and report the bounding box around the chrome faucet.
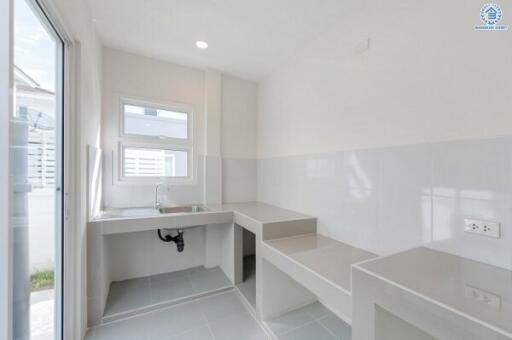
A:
[154,183,164,210]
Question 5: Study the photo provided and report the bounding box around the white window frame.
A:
[116,97,195,184]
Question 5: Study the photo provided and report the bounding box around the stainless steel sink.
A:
[158,204,208,214]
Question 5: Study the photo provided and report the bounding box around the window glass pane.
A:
[124,104,188,139]
[123,147,188,177]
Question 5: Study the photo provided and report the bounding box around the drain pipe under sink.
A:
[157,229,185,252]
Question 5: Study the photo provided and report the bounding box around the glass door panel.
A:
[12,0,64,338]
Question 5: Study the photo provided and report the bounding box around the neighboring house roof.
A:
[14,65,56,130]
[14,64,55,96]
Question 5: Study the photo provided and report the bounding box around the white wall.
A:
[221,75,257,159]
[258,0,512,158]
[98,50,259,288]
[105,228,206,282]
[221,75,258,202]
[257,0,512,270]
[101,50,259,206]
[102,47,206,208]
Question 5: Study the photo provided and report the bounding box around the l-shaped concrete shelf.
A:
[89,202,316,236]
[87,202,317,326]
[262,234,377,323]
[90,208,234,235]
[88,203,511,340]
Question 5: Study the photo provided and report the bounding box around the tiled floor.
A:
[237,255,256,307]
[104,266,232,317]
[86,291,270,340]
[266,302,352,340]
[89,289,351,340]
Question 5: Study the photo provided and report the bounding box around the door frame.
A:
[2,0,80,338]
[34,1,79,339]
[0,0,13,338]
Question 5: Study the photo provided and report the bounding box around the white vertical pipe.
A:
[204,70,223,268]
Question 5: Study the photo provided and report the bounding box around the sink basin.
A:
[158,204,208,214]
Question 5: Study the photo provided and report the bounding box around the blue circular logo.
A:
[480,3,503,25]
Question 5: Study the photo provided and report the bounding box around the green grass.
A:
[31,270,54,291]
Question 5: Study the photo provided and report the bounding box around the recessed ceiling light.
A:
[195,41,208,49]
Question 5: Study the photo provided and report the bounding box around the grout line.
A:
[93,289,257,338]
[264,232,317,242]
[206,323,217,340]
[273,319,319,338]
[100,287,234,326]
[232,288,273,340]
[301,303,334,322]
[266,302,345,339]
[317,320,341,340]
[103,267,232,320]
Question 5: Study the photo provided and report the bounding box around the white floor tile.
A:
[150,276,196,304]
[165,326,214,340]
[279,322,337,340]
[189,268,231,292]
[145,301,207,339]
[91,314,154,340]
[88,290,270,340]
[209,311,268,340]
[237,276,256,307]
[104,266,231,317]
[319,314,352,340]
[266,308,314,335]
[267,302,352,340]
[199,291,247,323]
[302,302,332,320]
[104,283,152,316]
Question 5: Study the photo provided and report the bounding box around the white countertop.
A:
[89,202,315,235]
[95,207,161,220]
[205,202,313,224]
[355,247,512,338]
[265,234,377,292]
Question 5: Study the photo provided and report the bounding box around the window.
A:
[118,99,193,182]
[123,147,188,178]
[123,103,188,139]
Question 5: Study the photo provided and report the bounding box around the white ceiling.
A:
[87,0,346,81]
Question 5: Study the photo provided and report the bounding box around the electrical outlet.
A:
[464,219,500,239]
[464,285,501,310]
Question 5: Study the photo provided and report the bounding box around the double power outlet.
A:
[464,219,501,239]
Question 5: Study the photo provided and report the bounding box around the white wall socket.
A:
[464,284,501,310]
[464,219,500,239]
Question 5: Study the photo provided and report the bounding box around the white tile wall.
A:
[103,156,205,208]
[258,137,512,270]
[222,158,257,203]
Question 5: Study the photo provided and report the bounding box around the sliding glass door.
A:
[11,0,64,338]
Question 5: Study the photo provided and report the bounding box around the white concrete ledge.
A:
[352,247,512,340]
[262,233,377,323]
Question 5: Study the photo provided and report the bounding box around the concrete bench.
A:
[261,233,377,324]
